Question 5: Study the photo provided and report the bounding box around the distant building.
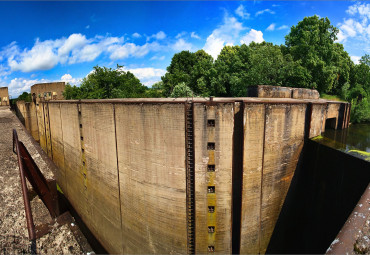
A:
[0,87,9,106]
[31,82,66,103]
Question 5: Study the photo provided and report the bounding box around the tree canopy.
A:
[63,65,147,100]
[63,15,370,123]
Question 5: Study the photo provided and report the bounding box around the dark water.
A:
[313,123,370,161]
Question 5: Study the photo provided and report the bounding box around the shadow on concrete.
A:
[267,139,370,254]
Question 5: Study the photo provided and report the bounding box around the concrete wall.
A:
[248,85,320,100]
[0,87,9,106]
[31,82,65,102]
[15,101,39,141]
[22,97,349,254]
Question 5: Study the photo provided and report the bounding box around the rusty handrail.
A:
[13,129,36,241]
[13,129,59,247]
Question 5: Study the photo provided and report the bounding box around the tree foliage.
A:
[169,82,195,98]
[61,16,369,123]
[63,65,147,99]
[17,92,32,102]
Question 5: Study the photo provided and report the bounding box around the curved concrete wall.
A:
[18,97,349,254]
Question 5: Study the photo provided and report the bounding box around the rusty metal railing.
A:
[12,129,59,253]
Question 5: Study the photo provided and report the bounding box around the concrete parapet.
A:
[15,101,39,141]
[248,85,320,100]
[292,88,320,99]
[25,96,350,254]
[248,85,292,98]
[0,87,9,106]
[31,82,66,102]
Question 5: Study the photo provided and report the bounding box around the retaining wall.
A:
[18,97,349,254]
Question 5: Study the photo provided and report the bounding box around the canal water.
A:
[313,123,370,161]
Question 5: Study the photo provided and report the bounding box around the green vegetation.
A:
[63,65,147,99]
[63,15,370,123]
[16,92,32,102]
[348,150,370,161]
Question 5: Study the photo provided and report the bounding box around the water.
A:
[313,123,370,161]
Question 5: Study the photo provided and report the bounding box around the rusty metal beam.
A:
[13,129,36,241]
[12,129,59,241]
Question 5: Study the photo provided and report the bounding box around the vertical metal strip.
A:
[185,102,195,254]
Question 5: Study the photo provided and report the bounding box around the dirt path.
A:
[0,106,86,254]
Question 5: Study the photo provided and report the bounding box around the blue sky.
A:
[0,1,369,98]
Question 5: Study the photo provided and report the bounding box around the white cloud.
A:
[3,34,124,71]
[85,25,90,29]
[255,9,275,17]
[176,31,187,39]
[132,32,141,38]
[337,2,370,46]
[147,31,166,41]
[61,74,81,85]
[172,39,194,52]
[235,5,250,19]
[0,65,11,77]
[108,41,161,60]
[150,55,165,61]
[266,23,276,31]
[58,33,88,63]
[350,56,361,64]
[203,16,245,59]
[8,77,50,97]
[277,25,289,30]
[240,29,264,45]
[8,38,61,72]
[191,32,201,39]
[346,2,370,19]
[119,67,166,87]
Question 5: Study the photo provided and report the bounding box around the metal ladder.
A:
[185,102,195,254]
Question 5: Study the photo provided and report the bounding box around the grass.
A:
[320,93,343,101]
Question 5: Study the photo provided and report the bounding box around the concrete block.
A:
[247,85,292,98]
[80,103,122,254]
[115,103,187,254]
[259,104,305,253]
[240,103,265,254]
[292,88,320,99]
[48,103,65,192]
[194,103,234,254]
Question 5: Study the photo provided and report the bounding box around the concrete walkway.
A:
[0,106,84,254]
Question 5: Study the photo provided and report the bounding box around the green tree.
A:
[162,50,214,97]
[169,82,195,98]
[285,15,352,93]
[17,92,32,102]
[144,81,165,98]
[63,65,146,99]
[211,44,251,96]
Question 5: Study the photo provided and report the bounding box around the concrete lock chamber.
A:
[13,85,365,254]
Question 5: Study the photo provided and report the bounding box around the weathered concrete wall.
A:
[28,97,349,254]
[194,103,234,253]
[31,82,65,102]
[0,87,9,106]
[15,101,39,141]
[116,104,187,254]
[248,85,292,98]
[292,88,320,99]
[248,85,320,100]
